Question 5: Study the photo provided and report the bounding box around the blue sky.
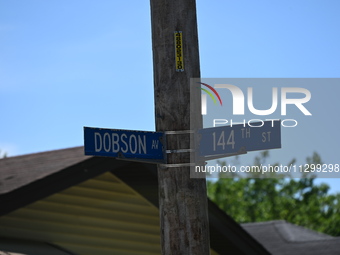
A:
[1,1,339,191]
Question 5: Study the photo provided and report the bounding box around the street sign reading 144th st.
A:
[84,127,165,164]
[198,120,281,160]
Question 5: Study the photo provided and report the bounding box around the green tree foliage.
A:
[207,151,340,236]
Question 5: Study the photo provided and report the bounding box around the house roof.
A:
[0,146,269,255]
[0,147,88,195]
[242,220,340,255]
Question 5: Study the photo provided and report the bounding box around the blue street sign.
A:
[198,120,281,159]
[84,127,165,163]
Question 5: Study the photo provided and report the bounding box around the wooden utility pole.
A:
[150,0,210,254]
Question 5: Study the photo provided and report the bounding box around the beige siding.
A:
[0,172,218,255]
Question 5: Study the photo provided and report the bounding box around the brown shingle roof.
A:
[242,220,340,255]
[0,146,88,195]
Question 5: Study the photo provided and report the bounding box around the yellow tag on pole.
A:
[174,31,184,72]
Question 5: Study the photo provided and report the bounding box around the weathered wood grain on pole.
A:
[150,0,210,254]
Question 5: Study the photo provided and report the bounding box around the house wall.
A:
[0,171,218,255]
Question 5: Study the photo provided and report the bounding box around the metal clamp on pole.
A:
[164,130,195,135]
[158,162,196,168]
[166,149,195,154]
[163,129,196,153]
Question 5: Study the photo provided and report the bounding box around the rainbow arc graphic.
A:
[199,82,223,106]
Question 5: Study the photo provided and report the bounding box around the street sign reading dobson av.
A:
[84,127,165,163]
[198,120,281,159]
